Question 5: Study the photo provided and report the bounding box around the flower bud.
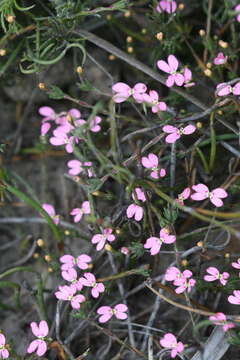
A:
[199,29,206,37]
[109,54,116,61]
[37,238,45,247]
[156,32,164,41]
[0,49,6,56]
[76,66,83,74]
[105,244,113,252]
[7,15,15,23]
[218,40,228,48]
[44,255,52,262]
[38,82,46,90]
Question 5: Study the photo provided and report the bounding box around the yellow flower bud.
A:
[218,40,228,48]
[92,191,100,196]
[181,259,188,266]
[88,263,94,270]
[225,253,230,258]
[115,228,121,235]
[156,32,164,41]
[197,241,204,247]
[106,15,112,20]
[206,62,212,69]
[105,244,113,252]
[76,66,83,74]
[0,49,6,56]
[141,28,147,34]
[217,110,223,115]
[7,15,15,23]
[199,29,206,37]
[48,267,54,273]
[38,82,46,90]
[204,69,212,77]
[33,252,40,259]
[44,255,52,262]
[126,36,133,43]
[127,46,134,54]
[196,122,202,129]
[64,230,70,236]
[178,3,185,10]
[108,54,116,61]
[37,238,45,247]
[124,11,131,18]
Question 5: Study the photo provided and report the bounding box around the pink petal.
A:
[127,204,137,219]
[228,294,240,305]
[115,304,128,312]
[165,133,180,143]
[165,1,177,13]
[168,55,178,72]
[174,73,185,86]
[157,60,171,73]
[216,84,231,96]
[0,334,5,346]
[27,340,39,354]
[42,203,55,217]
[82,201,91,214]
[134,83,147,93]
[39,320,49,337]
[166,75,175,87]
[112,94,129,103]
[68,109,81,119]
[191,193,207,201]
[160,333,177,348]
[112,82,131,93]
[115,312,128,320]
[211,188,228,198]
[0,349,9,359]
[91,287,100,298]
[97,306,112,315]
[233,82,240,95]
[30,322,40,337]
[210,196,223,207]
[36,340,47,356]
[192,184,209,193]
[84,272,96,283]
[134,206,144,221]
[39,106,55,117]
[163,125,177,134]
[41,122,51,136]
[158,101,167,111]
[99,314,113,323]
[183,125,196,135]
[206,267,219,276]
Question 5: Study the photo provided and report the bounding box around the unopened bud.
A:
[88,263,94,270]
[218,40,228,48]
[92,191,100,196]
[126,36,133,43]
[225,253,230,258]
[197,241,204,247]
[33,252,40,259]
[196,122,202,129]
[116,228,122,235]
[124,10,131,18]
[121,247,130,255]
[206,62,212,69]
[48,267,53,273]
[179,3,185,10]
[64,230,70,235]
[76,66,83,74]
[217,110,223,115]
[199,29,206,37]
[156,32,164,41]
[44,255,52,262]
[105,244,113,252]
[127,46,134,53]
[7,15,15,23]
[0,49,6,56]
[141,28,147,34]
[109,54,116,61]
[38,82,46,90]
[37,238,45,247]
[204,69,212,77]
[181,259,188,266]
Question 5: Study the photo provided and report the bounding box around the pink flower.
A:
[90,116,102,132]
[191,184,228,207]
[176,187,191,205]
[60,254,92,271]
[232,258,240,269]
[70,201,91,223]
[67,160,93,177]
[160,333,184,359]
[213,52,228,65]
[42,203,60,225]
[91,228,116,251]
[27,320,49,357]
[163,125,196,143]
[174,276,196,294]
[79,272,105,298]
[50,125,78,153]
[144,228,176,255]
[39,106,58,136]
[183,68,195,87]
[61,268,83,291]
[228,290,240,305]
[121,247,130,255]
[141,153,166,179]
[204,267,229,285]
[165,266,192,282]
[55,285,86,309]
[156,1,177,14]
[127,204,144,221]
[157,55,185,87]
[209,312,235,332]
[97,304,128,323]
[0,334,9,359]
[216,82,240,96]
[235,4,240,22]
[143,90,167,113]
[112,82,147,103]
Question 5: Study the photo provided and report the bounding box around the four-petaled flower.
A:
[42,203,60,225]
[67,160,93,177]
[204,267,229,286]
[156,0,177,14]
[127,204,144,221]
[91,228,116,251]
[228,290,240,305]
[70,201,91,223]
[160,333,185,359]
[163,125,196,143]
[112,82,147,103]
[157,55,185,87]
[27,320,49,357]
[209,312,235,332]
[55,285,86,309]
[0,334,9,359]
[90,116,102,132]
[79,272,105,298]
[143,90,167,113]
[165,268,196,294]
[60,254,92,270]
[214,52,228,65]
[175,187,191,205]
[97,304,128,323]
[144,228,176,255]
[191,184,228,207]
[216,82,240,96]
[132,187,146,202]
[141,153,166,179]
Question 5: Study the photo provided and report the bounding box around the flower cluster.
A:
[165,266,196,294]
[144,228,176,255]
[160,333,185,358]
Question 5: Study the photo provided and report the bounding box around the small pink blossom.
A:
[141,153,166,179]
[160,333,184,359]
[97,304,128,323]
[0,334,9,359]
[228,290,240,305]
[90,116,102,132]
[157,55,185,87]
[163,125,196,143]
[91,228,116,251]
[70,201,91,223]
[50,125,78,153]
[55,285,86,309]
[213,52,228,65]
[209,312,235,332]
[132,188,146,202]
[127,204,144,221]
[60,254,92,271]
[112,82,147,103]
[204,267,230,286]
[143,90,167,113]
[156,1,177,14]
[165,267,193,283]
[175,187,191,205]
[61,268,83,291]
[191,184,228,207]
[79,272,105,298]
[42,203,60,225]
[27,320,49,357]
[67,160,93,177]
[232,258,240,270]
[121,247,130,255]
[216,82,240,96]
[39,106,58,136]
[235,4,240,22]
[144,228,176,255]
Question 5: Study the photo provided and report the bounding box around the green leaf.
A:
[47,85,65,99]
